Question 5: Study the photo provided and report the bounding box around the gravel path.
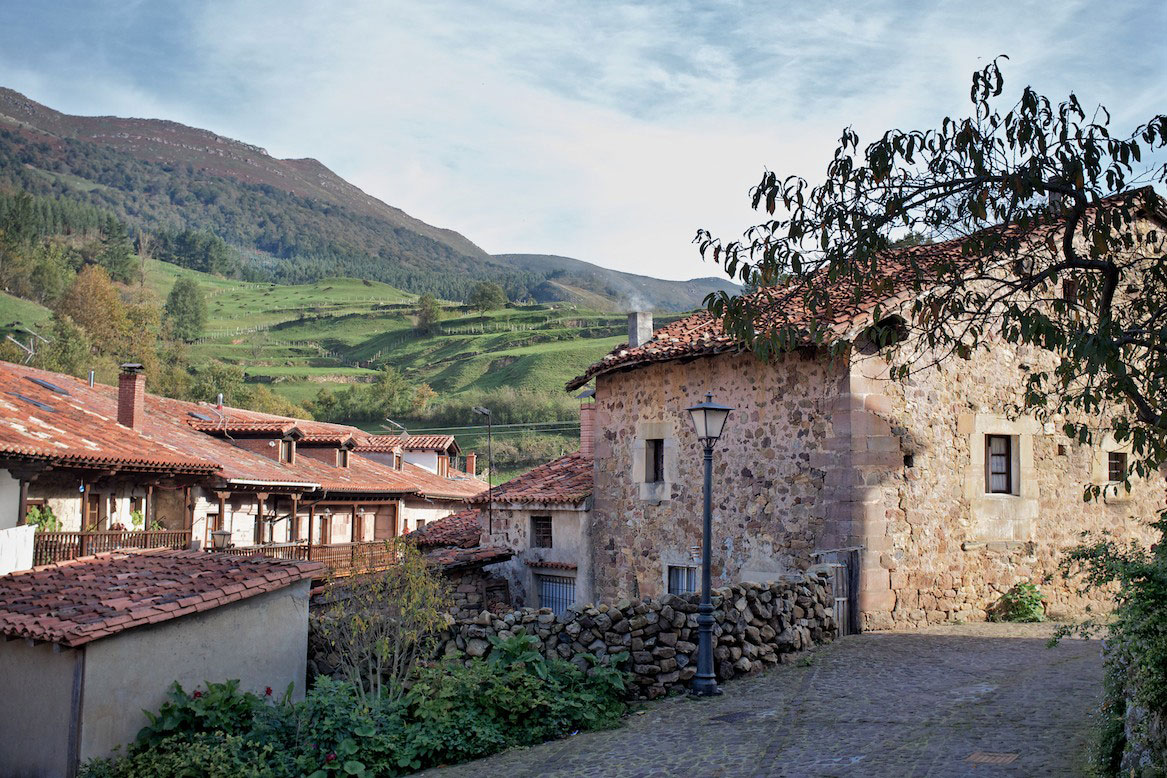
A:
[419,623,1100,777]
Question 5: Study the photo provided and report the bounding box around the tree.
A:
[164,278,208,342]
[416,293,443,333]
[56,265,129,355]
[33,314,97,377]
[697,58,1167,480]
[316,538,451,702]
[190,362,251,406]
[96,215,136,283]
[468,281,507,313]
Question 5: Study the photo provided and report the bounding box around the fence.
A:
[33,530,193,566]
[214,541,397,578]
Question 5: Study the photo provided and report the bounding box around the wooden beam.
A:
[16,479,27,526]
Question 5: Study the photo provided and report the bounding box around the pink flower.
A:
[326,753,337,763]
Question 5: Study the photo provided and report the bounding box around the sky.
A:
[0,1,1163,281]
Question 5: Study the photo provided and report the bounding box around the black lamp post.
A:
[473,406,493,534]
[686,392,733,697]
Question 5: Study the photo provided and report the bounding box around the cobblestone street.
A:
[420,623,1100,777]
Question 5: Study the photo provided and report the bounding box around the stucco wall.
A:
[591,350,842,602]
[78,580,311,764]
[401,499,459,532]
[482,504,593,607]
[0,638,79,777]
[0,469,21,529]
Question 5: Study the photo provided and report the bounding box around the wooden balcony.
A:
[214,540,398,578]
[33,530,193,567]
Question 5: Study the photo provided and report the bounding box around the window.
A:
[279,440,294,464]
[985,435,1013,494]
[667,565,697,595]
[416,518,427,530]
[437,455,449,477]
[1108,452,1128,483]
[531,515,553,548]
[537,574,576,617]
[337,449,350,468]
[645,439,664,483]
[393,453,403,470]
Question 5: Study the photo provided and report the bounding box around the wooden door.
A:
[85,493,101,530]
[373,505,397,540]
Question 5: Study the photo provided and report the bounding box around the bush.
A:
[987,581,1046,623]
[82,638,629,777]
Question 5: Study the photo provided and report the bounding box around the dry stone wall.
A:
[309,571,837,699]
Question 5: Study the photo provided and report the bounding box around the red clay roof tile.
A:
[473,451,592,505]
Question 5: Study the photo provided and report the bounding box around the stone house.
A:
[0,548,322,777]
[471,405,594,615]
[567,204,1166,630]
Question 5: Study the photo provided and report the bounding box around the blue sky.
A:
[0,1,1163,280]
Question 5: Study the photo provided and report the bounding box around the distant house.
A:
[0,548,322,777]
[566,194,1167,630]
[0,361,487,572]
[472,405,594,615]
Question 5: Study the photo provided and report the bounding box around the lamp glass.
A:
[687,394,733,442]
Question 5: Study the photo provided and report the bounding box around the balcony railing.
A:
[33,530,193,567]
[214,541,398,578]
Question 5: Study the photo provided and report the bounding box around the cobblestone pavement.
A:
[419,623,1101,778]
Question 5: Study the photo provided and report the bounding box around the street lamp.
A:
[210,529,231,550]
[473,406,493,534]
[686,392,733,697]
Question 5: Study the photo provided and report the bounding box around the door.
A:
[814,549,859,636]
[373,505,397,540]
[85,492,101,530]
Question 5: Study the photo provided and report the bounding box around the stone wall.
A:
[591,350,842,603]
[308,571,837,699]
[845,338,1164,629]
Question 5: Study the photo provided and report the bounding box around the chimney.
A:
[118,363,146,430]
[628,311,653,348]
[465,451,477,477]
[579,402,595,458]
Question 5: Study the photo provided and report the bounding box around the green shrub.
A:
[25,504,60,531]
[81,643,630,778]
[988,581,1046,623]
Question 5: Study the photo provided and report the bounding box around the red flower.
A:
[193,691,203,699]
[265,686,273,697]
[326,753,337,763]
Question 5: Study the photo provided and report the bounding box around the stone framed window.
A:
[645,439,665,483]
[531,515,553,548]
[1108,451,1128,483]
[985,435,1015,494]
[667,565,697,595]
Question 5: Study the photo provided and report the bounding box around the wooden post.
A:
[256,492,268,545]
[307,504,315,558]
[290,495,300,542]
[16,479,27,525]
[146,484,155,529]
[352,502,360,543]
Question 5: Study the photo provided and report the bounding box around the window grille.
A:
[667,565,697,595]
[986,435,1013,494]
[537,574,575,616]
[645,439,664,483]
[1108,452,1128,483]
[531,515,553,548]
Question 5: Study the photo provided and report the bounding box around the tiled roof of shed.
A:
[0,548,323,647]
[356,434,458,454]
[410,509,482,548]
[473,451,592,505]
[425,544,512,572]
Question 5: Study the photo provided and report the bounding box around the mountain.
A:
[498,253,738,312]
[0,88,736,309]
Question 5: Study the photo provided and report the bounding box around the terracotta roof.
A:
[0,363,218,474]
[357,434,458,454]
[565,190,1160,391]
[398,461,489,500]
[425,544,512,572]
[524,559,578,571]
[473,451,592,505]
[0,548,322,647]
[188,418,301,436]
[410,510,481,548]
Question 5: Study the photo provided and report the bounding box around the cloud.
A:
[0,0,1162,280]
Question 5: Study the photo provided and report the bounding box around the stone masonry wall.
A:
[591,350,843,603]
[309,571,836,699]
[844,336,1164,629]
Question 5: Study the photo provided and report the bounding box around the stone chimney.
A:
[118,363,146,430]
[579,402,595,458]
[628,311,653,348]
[465,452,477,477]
